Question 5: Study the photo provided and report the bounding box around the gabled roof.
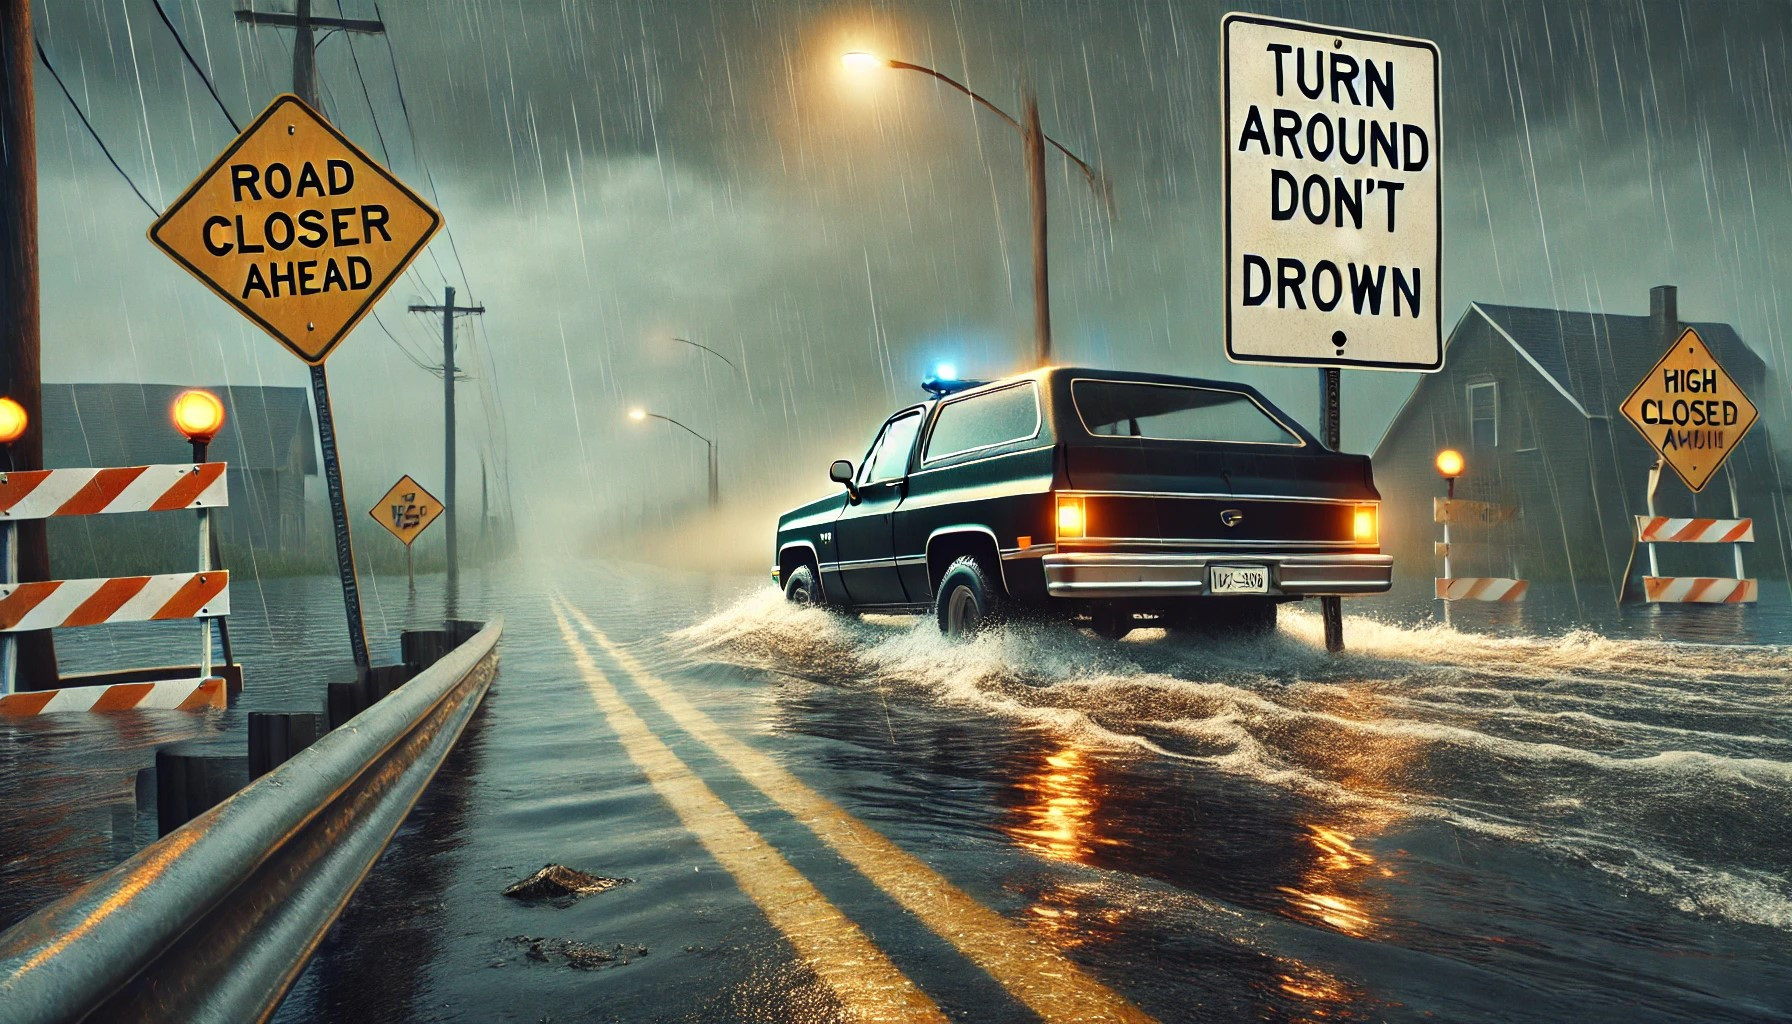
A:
[43,384,317,473]
[1471,302,1763,419]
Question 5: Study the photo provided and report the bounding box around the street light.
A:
[171,388,231,671]
[669,336,739,374]
[629,407,718,508]
[842,50,1110,366]
[1435,448,1464,499]
[0,397,20,695]
[173,388,227,455]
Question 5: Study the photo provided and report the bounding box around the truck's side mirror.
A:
[830,460,859,503]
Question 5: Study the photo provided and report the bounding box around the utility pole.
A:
[409,286,484,611]
[1023,90,1050,366]
[1,0,58,688]
[237,0,387,671]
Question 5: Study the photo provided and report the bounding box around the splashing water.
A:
[671,591,1792,930]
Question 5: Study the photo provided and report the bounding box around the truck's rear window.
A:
[1071,379,1301,445]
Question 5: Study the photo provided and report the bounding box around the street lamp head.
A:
[0,398,26,446]
[841,51,884,71]
[172,389,227,443]
[1434,448,1464,480]
[628,407,647,422]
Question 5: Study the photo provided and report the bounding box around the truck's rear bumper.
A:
[1041,551,1392,599]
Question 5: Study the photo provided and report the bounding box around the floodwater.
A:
[4,563,1791,1022]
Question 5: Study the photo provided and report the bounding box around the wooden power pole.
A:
[409,287,483,612]
[1,0,58,688]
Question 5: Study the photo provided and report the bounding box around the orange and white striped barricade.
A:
[0,676,227,716]
[0,463,230,706]
[1434,497,1528,604]
[1634,461,1756,605]
[1433,576,1529,602]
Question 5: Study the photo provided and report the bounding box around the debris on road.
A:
[502,864,630,905]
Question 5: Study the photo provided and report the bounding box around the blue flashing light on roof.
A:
[921,369,988,398]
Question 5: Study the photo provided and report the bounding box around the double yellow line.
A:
[551,593,1156,1024]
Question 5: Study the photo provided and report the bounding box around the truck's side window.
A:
[1071,380,1301,446]
[923,381,1041,461]
[862,410,923,483]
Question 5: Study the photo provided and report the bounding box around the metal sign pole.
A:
[1727,465,1745,580]
[1645,459,1663,579]
[1319,368,1344,652]
[310,363,370,670]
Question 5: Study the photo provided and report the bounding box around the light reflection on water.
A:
[1001,744,1110,865]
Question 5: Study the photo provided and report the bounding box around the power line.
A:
[372,0,472,297]
[34,39,161,216]
[149,0,241,132]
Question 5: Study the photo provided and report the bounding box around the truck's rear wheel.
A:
[783,563,822,607]
[935,555,1002,638]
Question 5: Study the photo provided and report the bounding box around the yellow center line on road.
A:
[549,599,949,1024]
[560,601,1159,1024]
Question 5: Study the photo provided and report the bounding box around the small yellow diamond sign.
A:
[1620,327,1758,493]
[369,475,443,546]
[148,94,440,364]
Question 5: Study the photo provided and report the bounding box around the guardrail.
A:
[0,617,503,1023]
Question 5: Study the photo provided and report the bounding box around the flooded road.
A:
[295,563,1790,1022]
[5,563,1790,1021]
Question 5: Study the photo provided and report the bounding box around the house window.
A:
[1468,381,1498,448]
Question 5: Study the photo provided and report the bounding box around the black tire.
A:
[1165,599,1277,637]
[935,555,1004,638]
[783,563,823,607]
[1089,605,1135,641]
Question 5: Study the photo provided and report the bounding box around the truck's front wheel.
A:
[783,563,823,607]
[935,555,1002,638]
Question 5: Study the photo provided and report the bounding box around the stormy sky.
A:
[24,0,1792,544]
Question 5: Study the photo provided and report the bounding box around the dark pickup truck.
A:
[772,367,1391,638]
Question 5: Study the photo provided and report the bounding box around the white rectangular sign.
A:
[1223,13,1441,371]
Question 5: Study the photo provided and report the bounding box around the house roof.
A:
[1471,302,1764,419]
[43,384,317,474]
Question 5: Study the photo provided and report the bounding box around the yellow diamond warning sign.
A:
[370,475,443,546]
[1620,327,1758,493]
[149,94,440,364]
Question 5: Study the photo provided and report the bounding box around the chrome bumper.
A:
[1041,551,1393,599]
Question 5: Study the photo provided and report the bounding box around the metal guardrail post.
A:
[0,618,502,1023]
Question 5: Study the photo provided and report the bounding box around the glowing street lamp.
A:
[1434,448,1464,498]
[171,388,231,673]
[0,398,17,695]
[629,407,717,508]
[841,49,1109,368]
[0,397,26,447]
[173,388,227,450]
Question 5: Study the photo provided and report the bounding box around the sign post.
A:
[1620,327,1760,603]
[1224,13,1442,650]
[148,94,441,669]
[1619,327,1759,494]
[369,474,443,595]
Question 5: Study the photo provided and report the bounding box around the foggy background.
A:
[25,0,1792,567]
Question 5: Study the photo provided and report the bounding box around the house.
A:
[1371,286,1788,607]
[43,384,317,551]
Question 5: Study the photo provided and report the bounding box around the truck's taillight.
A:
[1057,496,1086,539]
[1354,504,1378,544]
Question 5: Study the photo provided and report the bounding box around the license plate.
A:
[1209,565,1268,595]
